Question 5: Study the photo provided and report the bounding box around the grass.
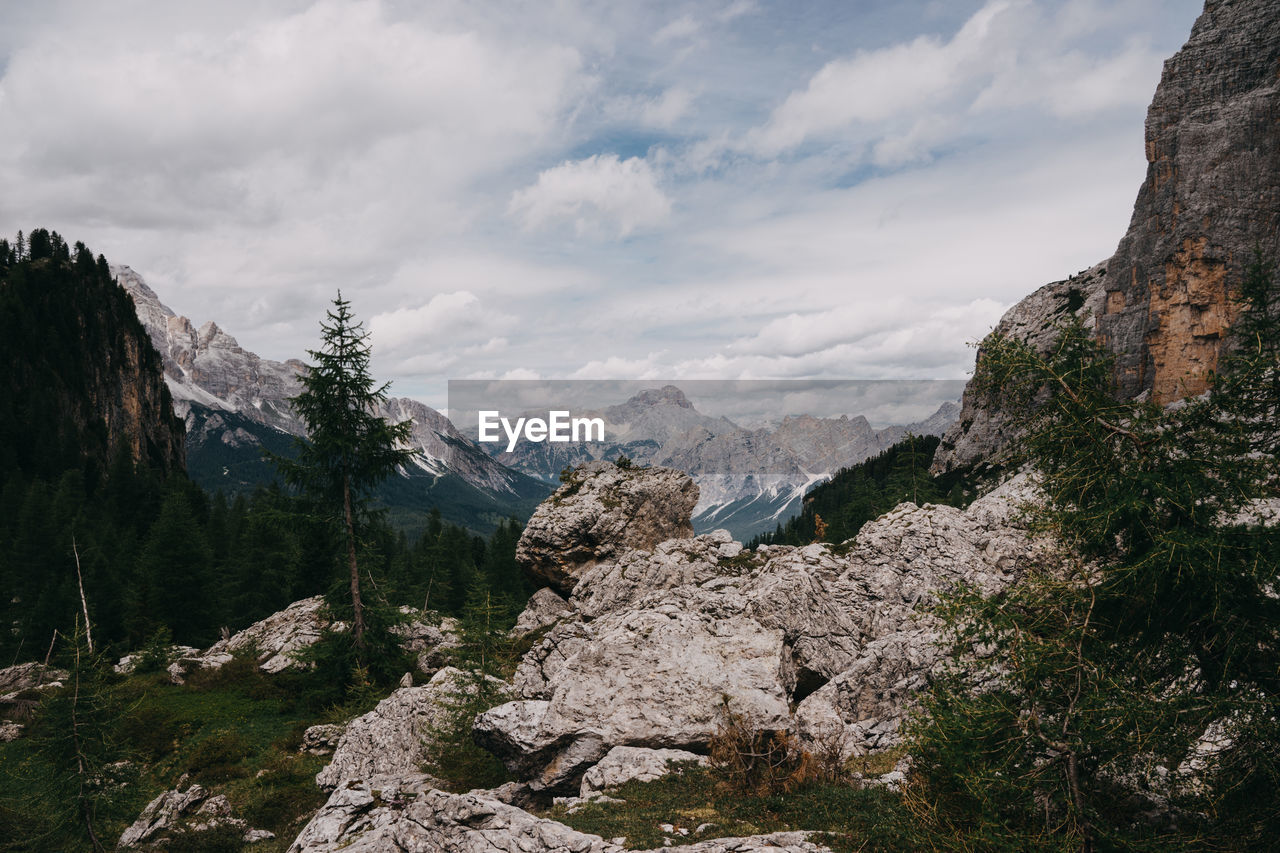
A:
[0,655,356,852]
[550,765,917,852]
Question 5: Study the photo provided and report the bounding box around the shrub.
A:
[182,730,250,784]
[709,704,821,797]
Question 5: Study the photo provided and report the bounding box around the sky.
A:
[0,0,1205,410]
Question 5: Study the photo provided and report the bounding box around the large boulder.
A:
[516,461,699,594]
[316,667,500,791]
[579,746,709,799]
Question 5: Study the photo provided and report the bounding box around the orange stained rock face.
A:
[1145,237,1236,404]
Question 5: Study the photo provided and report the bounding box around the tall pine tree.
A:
[271,293,415,660]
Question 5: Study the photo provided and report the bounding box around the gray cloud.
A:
[0,0,1204,411]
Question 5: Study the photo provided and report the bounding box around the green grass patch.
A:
[550,766,917,852]
[0,661,342,852]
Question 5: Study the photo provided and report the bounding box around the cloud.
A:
[653,15,700,44]
[508,154,672,237]
[370,291,515,354]
[747,1,1013,155]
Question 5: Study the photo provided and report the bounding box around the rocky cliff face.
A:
[0,255,185,478]
[1102,0,1280,403]
[934,0,1280,472]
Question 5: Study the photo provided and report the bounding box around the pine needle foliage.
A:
[906,255,1280,851]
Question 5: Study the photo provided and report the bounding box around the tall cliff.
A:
[934,0,1280,472]
[1101,0,1280,403]
[0,235,185,480]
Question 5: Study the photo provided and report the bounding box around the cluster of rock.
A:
[117,777,274,849]
[0,662,69,741]
[111,597,459,684]
[288,461,1044,851]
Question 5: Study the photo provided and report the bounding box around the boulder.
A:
[579,746,709,798]
[316,667,504,791]
[512,587,574,638]
[201,595,328,673]
[300,724,346,756]
[516,461,699,594]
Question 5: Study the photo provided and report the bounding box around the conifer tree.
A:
[272,293,415,660]
[906,258,1280,850]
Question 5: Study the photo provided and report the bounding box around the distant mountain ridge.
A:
[114,266,550,533]
[486,385,960,539]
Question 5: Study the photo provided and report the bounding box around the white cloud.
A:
[748,1,1014,155]
[508,154,672,237]
[370,291,515,354]
[654,15,700,44]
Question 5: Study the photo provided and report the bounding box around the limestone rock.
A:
[289,781,830,853]
[512,587,574,637]
[516,461,699,594]
[0,721,23,742]
[485,474,1040,785]
[579,746,709,798]
[0,662,69,697]
[1101,0,1280,404]
[477,607,790,793]
[935,0,1280,473]
[117,780,272,848]
[316,667,504,791]
[113,646,201,676]
[203,595,328,673]
[300,724,346,756]
[932,263,1108,474]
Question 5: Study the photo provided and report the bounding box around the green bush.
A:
[183,731,250,784]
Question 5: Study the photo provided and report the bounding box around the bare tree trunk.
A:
[72,537,93,655]
[70,617,106,852]
[343,471,365,654]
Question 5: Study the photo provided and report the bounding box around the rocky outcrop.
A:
[478,465,1040,793]
[117,779,273,848]
[1100,0,1280,404]
[0,662,69,697]
[516,461,699,594]
[288,464,1042,850]
[120,598,458,684]
[932,264,1108,473]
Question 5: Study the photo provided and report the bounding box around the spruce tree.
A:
[271,293,415,660]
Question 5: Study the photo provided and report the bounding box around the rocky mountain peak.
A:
[630,384,693,409]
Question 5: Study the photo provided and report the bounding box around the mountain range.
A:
[117,268,958,539]
[483,384,959,539]
[115,266,550,535]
